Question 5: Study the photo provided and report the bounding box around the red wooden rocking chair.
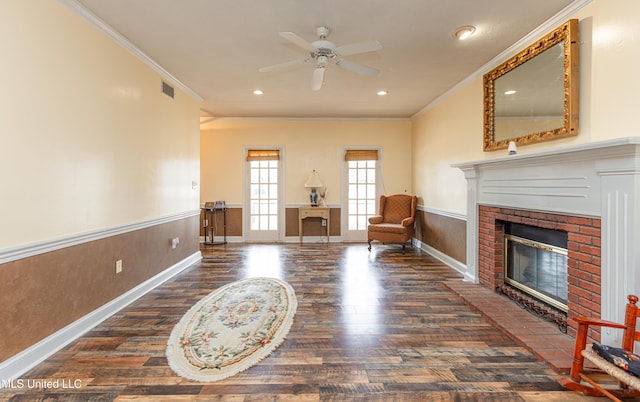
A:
[559,295,640,400]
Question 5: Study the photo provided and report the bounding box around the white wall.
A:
[0,1,201,249]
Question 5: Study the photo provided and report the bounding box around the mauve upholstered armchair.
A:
[367,194,418,250]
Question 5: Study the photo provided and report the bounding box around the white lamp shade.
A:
[304,170,324,188]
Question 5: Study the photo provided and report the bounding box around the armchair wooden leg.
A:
[368,240,372,251]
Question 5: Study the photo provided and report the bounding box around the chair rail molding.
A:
[0,209,201,265]
[417,205,467,221]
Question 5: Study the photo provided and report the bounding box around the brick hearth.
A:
[444,280,575,373]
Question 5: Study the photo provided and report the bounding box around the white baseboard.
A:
[200,236,244,244]
[284,235,342,244]
[0,251,202,383]
[200,236,344,244]
[414,239,474,282]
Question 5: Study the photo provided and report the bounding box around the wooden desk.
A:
[299,206,330,244]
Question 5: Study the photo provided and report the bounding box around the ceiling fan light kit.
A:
[259,26,382,91]
[311,65,325,91]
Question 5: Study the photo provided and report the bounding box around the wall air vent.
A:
[162,80,175,99]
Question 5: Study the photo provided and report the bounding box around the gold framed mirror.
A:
[483,19,579,151]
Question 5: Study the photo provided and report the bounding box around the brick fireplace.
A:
[454,138,640,345]
[478,205,601,339]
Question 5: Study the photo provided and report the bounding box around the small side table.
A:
[299,206,330,244]
[203,203,227,245]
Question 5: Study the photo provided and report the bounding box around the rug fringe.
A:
[166,277,298,382]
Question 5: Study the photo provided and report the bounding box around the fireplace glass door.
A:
[505,234,568,311]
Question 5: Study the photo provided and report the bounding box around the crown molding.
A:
[412,0,593,119]
[57,0,203,102]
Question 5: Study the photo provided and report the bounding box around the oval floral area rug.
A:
[166,277,297,382]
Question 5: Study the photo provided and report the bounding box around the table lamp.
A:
[304,170,324,207]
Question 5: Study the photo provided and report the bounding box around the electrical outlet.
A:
[115,259,123,274]
[322,219,327,226]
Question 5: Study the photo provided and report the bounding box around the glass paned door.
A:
[344,160,377,241]
[246,159,280,241]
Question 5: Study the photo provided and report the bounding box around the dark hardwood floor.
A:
[1,243,598,401]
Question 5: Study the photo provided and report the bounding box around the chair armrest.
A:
[368,216,383,224]
[568,315,628,382]
[573,315,627,330]
[401,217,415,227]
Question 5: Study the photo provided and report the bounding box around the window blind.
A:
[344,149,379,161]
[246,149,280,161]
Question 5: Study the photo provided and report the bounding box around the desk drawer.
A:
[300,208,329,219]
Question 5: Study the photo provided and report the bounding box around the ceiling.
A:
[70,0,580,119]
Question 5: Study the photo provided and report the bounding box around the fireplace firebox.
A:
[504,223,568,312]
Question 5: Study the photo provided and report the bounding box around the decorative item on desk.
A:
[304,169,324,207]
[318,188,328,207]
[508,141,517,155]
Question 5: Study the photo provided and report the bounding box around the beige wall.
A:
[1,1,201,249]
[412,0,640,215]
[0,1,202,368]
[412,79,484,213]
[200,119,412,205]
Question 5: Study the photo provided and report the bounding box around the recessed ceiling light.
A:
[253,89,263,95]
[453,26,476,40]
[377,90,388,96]
[504,90,517,95]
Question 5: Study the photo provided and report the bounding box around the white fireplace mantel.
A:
[453,137,640,344]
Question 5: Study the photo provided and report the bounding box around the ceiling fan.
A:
[259,26,382,91]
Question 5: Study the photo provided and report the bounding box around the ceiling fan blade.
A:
[311,67,325,91]
[258,58,307,73]
[335,59,379,77]
[335,40,382,57]
[279,32,317,52]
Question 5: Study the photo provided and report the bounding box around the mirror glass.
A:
[483,20,578,151]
